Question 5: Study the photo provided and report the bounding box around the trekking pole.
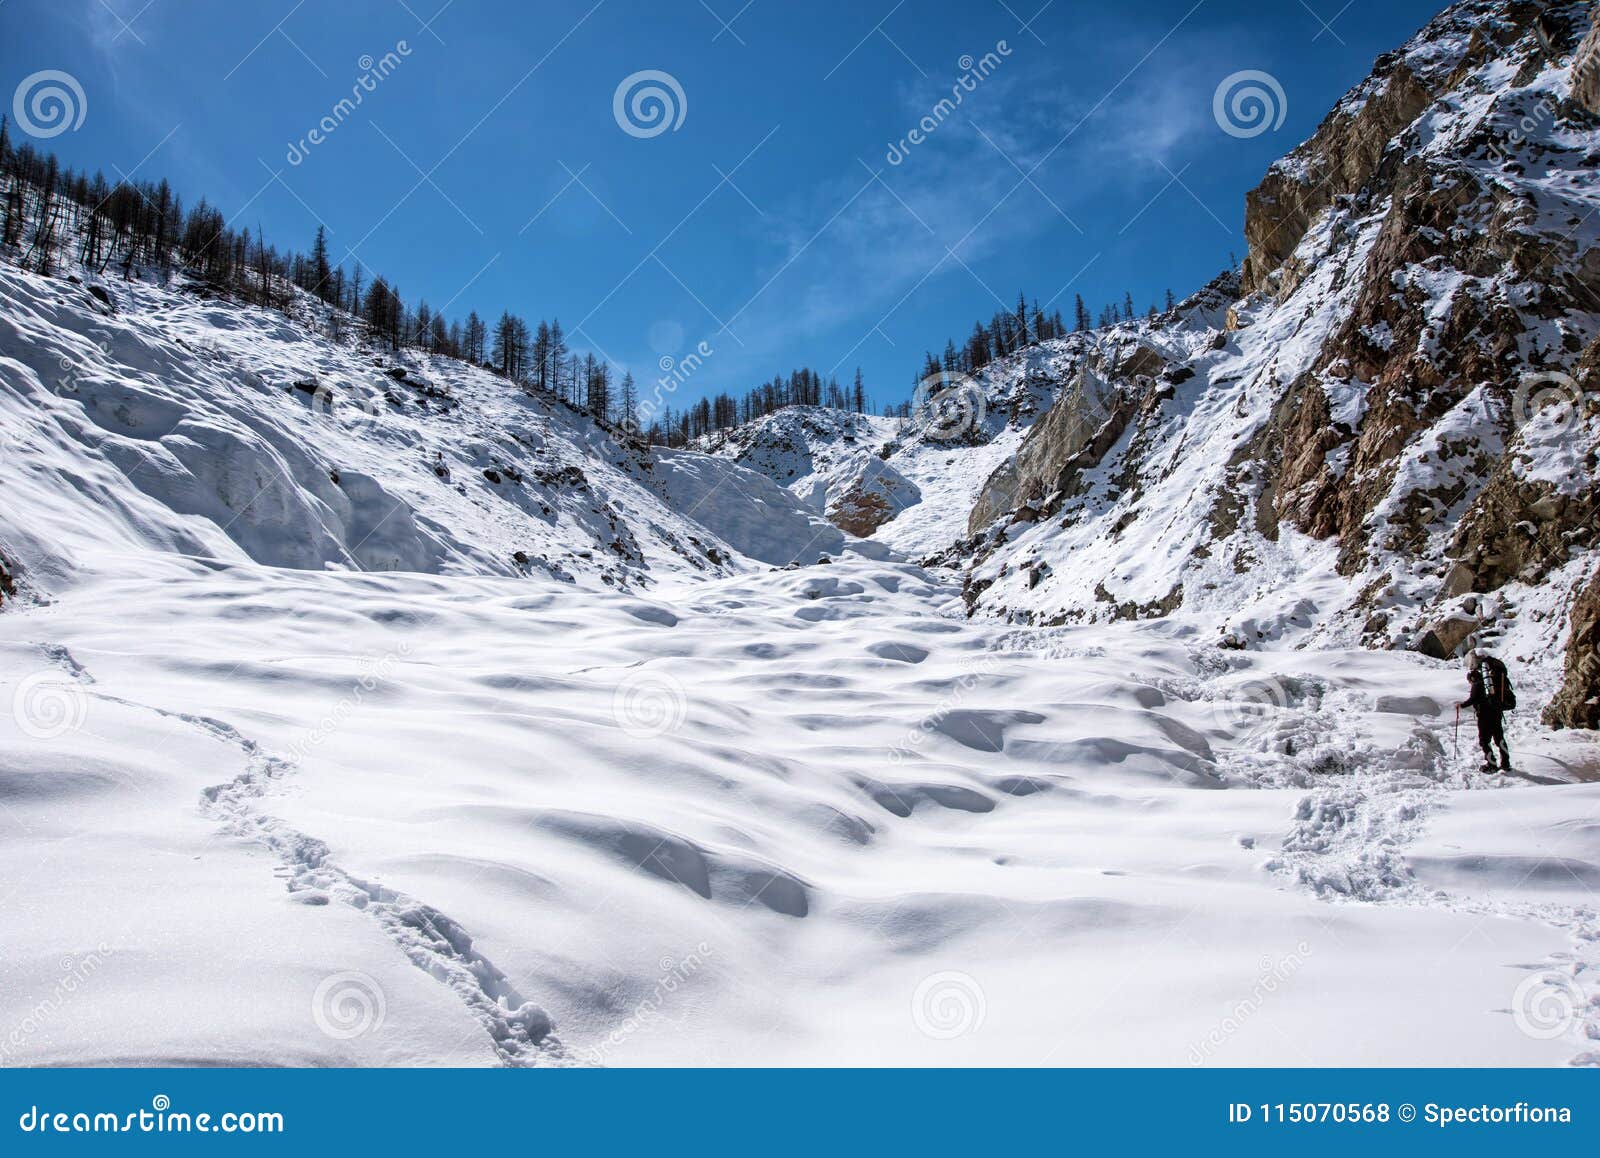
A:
[1453,706,1460,765]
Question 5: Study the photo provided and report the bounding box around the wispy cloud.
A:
[648,67,1073,388]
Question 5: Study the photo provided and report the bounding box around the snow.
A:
[3,548,1597,1066]
[646,447,844,566]
[0,264,764,591]
[3,0,1600,1069]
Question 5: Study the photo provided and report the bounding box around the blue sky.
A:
[3,0,1444,408]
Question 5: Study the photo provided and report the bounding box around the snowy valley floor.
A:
[2,554,1598,1067]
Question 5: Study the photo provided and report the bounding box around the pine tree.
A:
[415,300,433,349]
[365,276,395,349]
[618,370,639,432]
[532,320,551,390]
[967,321,991,370]
[310,225,332,303]
[547,320,568,400]
[1074,294,1090,332]
[565,352,581,406]
[584,353,608,417]
[491,311,516,376]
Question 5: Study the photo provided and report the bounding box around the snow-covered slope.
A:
[954,0,1600,728]
[0,264,841,599]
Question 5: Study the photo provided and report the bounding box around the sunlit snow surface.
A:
[2,552,1597,1066]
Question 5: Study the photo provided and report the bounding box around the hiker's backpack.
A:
[1482,655,1516,711]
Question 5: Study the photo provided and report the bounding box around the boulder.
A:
[825,455,920,537]
[1414,612,1480,660]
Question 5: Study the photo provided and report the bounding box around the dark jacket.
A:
[1461,672,1502,725]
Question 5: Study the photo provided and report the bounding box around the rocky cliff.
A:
[951,0,1600,725]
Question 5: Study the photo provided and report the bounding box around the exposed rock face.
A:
[1544,566,1600,729]
[1242,63,1431,297]
[1574,6,1600,115]
[968,362,1132,534]
[952,0,1600,726]
[959,286,1251,541]
[824,455,919,537]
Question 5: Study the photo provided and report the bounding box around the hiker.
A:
[1458,652,1513,773]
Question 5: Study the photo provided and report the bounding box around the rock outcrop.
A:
[967,361,1131,534]
[1574,5,1600,115]
[824,455,920,537]
[1545,566,1600,729]
[951,0,1600,727]
[1242,61,1431,297]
